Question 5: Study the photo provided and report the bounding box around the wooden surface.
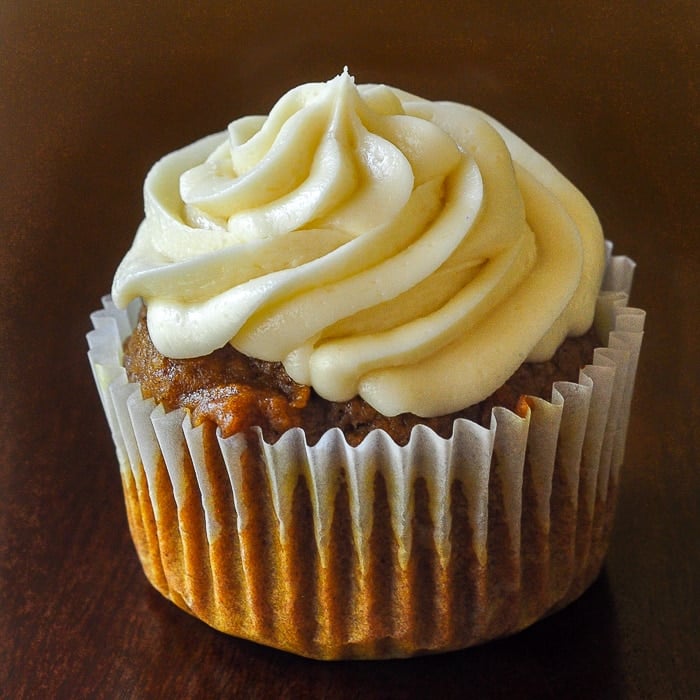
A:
[1,2,698,698]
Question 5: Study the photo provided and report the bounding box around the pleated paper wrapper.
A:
[87,248,644,659]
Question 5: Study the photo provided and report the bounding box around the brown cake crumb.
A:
[124,308,598,446]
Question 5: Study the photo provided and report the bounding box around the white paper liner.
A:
[87,248,644,659]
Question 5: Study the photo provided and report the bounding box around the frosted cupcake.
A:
[88,70,644,659]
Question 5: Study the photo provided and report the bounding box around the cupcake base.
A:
[88,248,644,659]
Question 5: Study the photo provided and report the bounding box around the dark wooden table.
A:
[2,2,698,698]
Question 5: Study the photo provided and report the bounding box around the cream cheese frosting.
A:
[112,69,605,417]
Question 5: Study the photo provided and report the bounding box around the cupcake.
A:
[87,70,644,659]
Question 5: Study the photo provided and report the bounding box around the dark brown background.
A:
[1,2,698,698]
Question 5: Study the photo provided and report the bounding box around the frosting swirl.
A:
[113,70,605,417]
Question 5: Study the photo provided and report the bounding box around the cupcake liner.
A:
[87,247,644,659]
